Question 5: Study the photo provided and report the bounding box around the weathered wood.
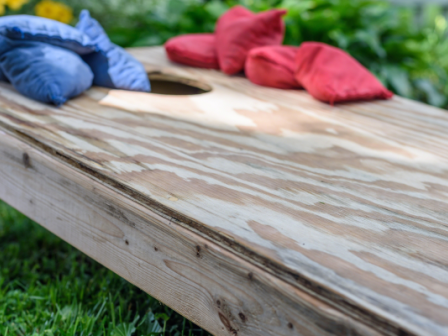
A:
[0,129,381,336]
[0,46,448,335]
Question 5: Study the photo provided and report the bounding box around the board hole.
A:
[148,72,212,96]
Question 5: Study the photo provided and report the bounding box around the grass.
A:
[0,200,211,336]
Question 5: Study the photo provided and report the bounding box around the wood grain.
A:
[0,46,448,335]
[0,129,382,336]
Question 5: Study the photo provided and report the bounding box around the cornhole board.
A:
[1,47,447,336]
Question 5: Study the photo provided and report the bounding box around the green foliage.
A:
[0,201,210,336]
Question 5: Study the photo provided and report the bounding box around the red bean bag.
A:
[215,6,287,75]
[246,45,301,89]
[295,42,393,104]
[164,33,219,69]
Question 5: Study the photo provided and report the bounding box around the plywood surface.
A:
[0,47,447,336]
[0,129,383,336]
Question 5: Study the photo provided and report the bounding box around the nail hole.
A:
[125,239,129,245]
[22,152,31,168]
[288,322,293,329]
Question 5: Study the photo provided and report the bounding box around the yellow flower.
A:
[35,0,73,24]
[0,0,5,16]
[6,0,28,11]
[0,0,28,15]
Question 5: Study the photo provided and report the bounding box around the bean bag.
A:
[295,42,393,104]
[215,6,287,75]
[0,69,7,82]
[76,10,150,92]
[246,45,300,89]
[0,15,95,55]
[165,33,219,69]
[0,37,93,106]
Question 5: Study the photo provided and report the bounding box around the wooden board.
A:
[0,47,447,336]
[1,129,381,336]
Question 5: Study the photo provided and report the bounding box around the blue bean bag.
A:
[0,36,93,106]
[0,12,148,106]
[76,10,150,92]
[0,15,96,55]
[0,69,7,82]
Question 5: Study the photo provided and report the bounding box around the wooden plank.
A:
[0,46,448,335]
[0,129,381,336]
